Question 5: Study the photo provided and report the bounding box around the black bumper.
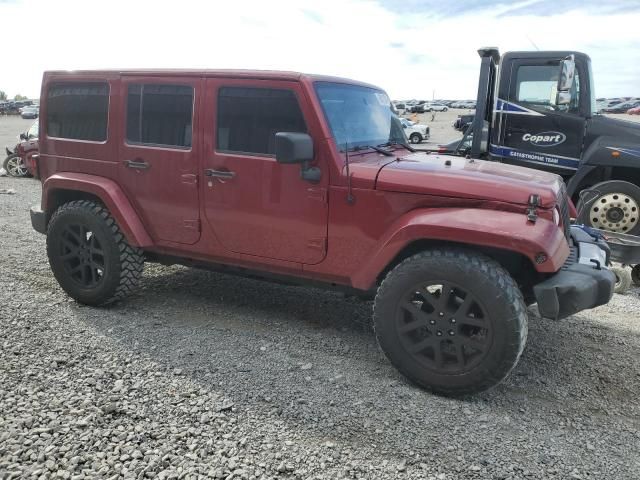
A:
[533,228,615,320]
[30,206,46,234]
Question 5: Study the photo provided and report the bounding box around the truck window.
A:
[515,65,580,113]
[216,87,306,155]
[126,84,194,148]
[46,83,109,141]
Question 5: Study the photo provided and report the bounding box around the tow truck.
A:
[451,48,640,289]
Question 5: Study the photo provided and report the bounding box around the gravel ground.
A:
[1,122,640,479]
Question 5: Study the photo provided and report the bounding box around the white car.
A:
[424,102,448,112]
[400,118,430,144]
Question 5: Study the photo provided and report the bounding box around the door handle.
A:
[205,169,236,179]
[124,159,150,170]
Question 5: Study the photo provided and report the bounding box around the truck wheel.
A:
[3,153,28,177]
[47,200,144,306]
[374,249,527,396]
[409,133,422,144]
[576,180,640,235]
[611,265,632,294]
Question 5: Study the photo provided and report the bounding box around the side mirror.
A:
[556,91,572,106]
[275,132,320,183]
[557,55,575,92]
[275,132,313,164]
[402,124,407,129]
[19,133,27,140]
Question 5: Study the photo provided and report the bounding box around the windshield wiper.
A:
[378,140,416,153]
[350,145,395,157]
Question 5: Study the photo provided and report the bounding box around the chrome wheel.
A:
[589,193,639,233]
[5,155,28,177]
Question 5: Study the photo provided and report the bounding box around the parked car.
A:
[424,102,448,112]
[30,68,614,396]
[453,114,474,131]
[399,117,430,143]
[628,106,640,115]
[20,105,39,119]
[3,121,39,177]
[602,100,640,114]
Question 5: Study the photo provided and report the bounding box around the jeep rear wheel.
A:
[47,200,144,306]
[374,249,527,396]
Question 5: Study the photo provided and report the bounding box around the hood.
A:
[375,153,563,207]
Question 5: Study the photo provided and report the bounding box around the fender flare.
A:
[42,172,153,247]
[569,136,640,196]
[350,208,569,290]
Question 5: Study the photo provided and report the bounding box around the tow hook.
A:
[526,194,540,223]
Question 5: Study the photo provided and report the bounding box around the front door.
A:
[118,77,201,244]
[202,79,328,264]
[493,60,585,175]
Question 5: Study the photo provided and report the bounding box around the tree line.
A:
[0,91,29,101]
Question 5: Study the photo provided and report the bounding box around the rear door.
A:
[494,59,585,174]
[201,78,328,264]
[118,76,201,244]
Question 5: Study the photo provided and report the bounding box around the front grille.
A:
[558,183,571,241]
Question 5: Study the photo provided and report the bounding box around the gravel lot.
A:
[1,115,640,480]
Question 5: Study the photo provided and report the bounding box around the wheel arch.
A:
[350,208,569,291]
[376,238,540,292]
[42,173,153,247]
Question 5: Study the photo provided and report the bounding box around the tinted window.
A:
[47,83,109,141]
[217,87,306,155]
[314,82,402,150]
[127,84,193,148]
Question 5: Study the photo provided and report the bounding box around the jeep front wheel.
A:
[374,249,527,396]
[47,200,144,306]
[409,133,422,144]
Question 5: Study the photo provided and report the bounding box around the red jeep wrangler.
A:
[30,70,615,395]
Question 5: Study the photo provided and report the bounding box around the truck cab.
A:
[466,48,640,235]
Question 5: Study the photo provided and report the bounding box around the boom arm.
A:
[470,47,500,158]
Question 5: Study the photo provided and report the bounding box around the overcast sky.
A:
[1,0,639,100]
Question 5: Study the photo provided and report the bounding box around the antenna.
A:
[525,34,540,51]
[344,140,354,204]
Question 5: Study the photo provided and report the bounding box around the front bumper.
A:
[30,205,46,234]
[533,226,615,320]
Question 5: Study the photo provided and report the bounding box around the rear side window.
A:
[126,84,194,148]
[46,83,109,141]
[217,87,306,155]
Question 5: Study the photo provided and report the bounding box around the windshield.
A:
[314,82,404,150]
[27,121,39,139]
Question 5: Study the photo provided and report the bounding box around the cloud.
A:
[1,0,638,100]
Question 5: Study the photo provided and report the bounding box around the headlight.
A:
[553,207,561,225]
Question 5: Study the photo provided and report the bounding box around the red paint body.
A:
[37,70,571,291]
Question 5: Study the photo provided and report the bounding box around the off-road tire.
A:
[631,265,640,287]
[611,265,632,294]
[47,200,144,306]
[576,180,640,235]
[373,248,528,396]
[409,133,422,144]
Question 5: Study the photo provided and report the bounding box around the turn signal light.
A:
[611,150,620,157]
